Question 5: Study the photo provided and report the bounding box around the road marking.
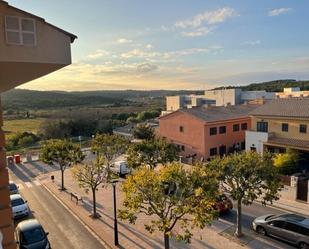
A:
[33,180,41,186]
[24,182,32,188]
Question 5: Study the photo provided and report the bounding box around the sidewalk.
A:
[270,198,309,216]
[38,171,291,249]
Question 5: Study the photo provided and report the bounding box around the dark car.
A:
[15,219,51,249]
[252,213,309,249]
[215,194,233,214]
[9,181,19,195]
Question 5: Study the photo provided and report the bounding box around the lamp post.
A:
[111,179,119,246]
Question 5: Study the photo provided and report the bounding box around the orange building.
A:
[0,1,76,248]
[159,104,259,161]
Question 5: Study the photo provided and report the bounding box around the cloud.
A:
[145,44,153,49]
[117,38,133,44]
[181,26,215,37]
[87,49,110,59]
[243,40,261,46]
[136,63,158,73]
[175,7,236,28]
[268,8,292,17]
[121,49,160,59]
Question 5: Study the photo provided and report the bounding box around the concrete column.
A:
[0,101,16,249]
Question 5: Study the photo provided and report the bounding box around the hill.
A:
[1,89,203,110]
[213,79,309,92]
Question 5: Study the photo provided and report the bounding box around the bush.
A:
[273,148,299,175]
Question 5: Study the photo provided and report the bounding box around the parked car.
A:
[215,194,233,214]
[252,213,309,249]
[9,181,19,195]
[110,160,131,177]
[15,219,50,249]
[10,194,29,219]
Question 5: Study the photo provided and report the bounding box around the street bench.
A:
[70,192,83,204]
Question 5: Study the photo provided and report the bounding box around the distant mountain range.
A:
[1,89,203,110]
[214,79,309,92]
[2,79,308,110]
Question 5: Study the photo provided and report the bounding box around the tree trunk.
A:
[92,188,97,218]
[60,169,65,191]
[235,199,243,237]
[164,233,169,249]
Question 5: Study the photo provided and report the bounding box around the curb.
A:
[39,179,112,249]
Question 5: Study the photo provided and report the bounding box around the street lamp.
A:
[111,179,119,246]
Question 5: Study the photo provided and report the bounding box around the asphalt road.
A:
[9,161,105,249]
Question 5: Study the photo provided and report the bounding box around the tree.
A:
[126,138,179,169]
[273,148,299,175]
[119,162,219,249]
[91,134,127,177]
[132,123,155,140]
[72,156,108,218]
[207,151,282,237]
[41,139,84,190]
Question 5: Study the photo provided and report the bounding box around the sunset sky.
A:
[11,0,309,91]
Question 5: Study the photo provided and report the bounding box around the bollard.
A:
[51,175,54,182]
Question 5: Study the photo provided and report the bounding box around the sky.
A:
[10,0,309,91]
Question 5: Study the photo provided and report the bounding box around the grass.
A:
[3,118,45,138]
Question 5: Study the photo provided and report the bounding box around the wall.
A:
[241,91,275,101]
[165,96,184,111]
[0,2,72,64]
[245,130,269,154]
[159,112,206,158]
[0,100,15,249]
[252,116,309,140]
[204,118,250,158]
[204,89,241,106]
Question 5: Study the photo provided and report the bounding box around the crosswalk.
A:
[16,180,42,190]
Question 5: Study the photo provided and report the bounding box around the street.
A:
[8,159,296,249]
[8,161,105,249]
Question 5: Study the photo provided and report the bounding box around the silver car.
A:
[252,213,309,249]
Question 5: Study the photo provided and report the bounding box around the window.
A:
[300,124,307,134]
[268,220,285,228]
[181,145,185,151]
[210,127,217,136]
[241,123,248,130]
[209,147,217,156]
[284,222,300,233]
[219,145,226,156]
[219,126,226,134]
[179,126,184,132]
[299,226,309,236]
[233,124,240,132]
[282,123,289,132]
[5,16,36,46]
[257,121,268,132]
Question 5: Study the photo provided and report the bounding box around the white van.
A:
[110,160,131,177]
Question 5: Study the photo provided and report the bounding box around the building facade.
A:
[0,1,76,248]
[246,98,309,154]
[159,104,258,161]
[276,87,309,98]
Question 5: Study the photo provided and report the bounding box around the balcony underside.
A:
[0,61,68,93]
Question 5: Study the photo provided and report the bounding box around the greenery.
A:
[206,151,282,237]
[5,132,40,151]
[72,156,108,218]
[213,79,309,92]
[273,148,300,175]
[91,134,128,178]
[119,162,219,249]
[132,123,155,140]
[40,139,84,190]
[126,138,179,169]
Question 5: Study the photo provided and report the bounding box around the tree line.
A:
[40,128,284,249]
